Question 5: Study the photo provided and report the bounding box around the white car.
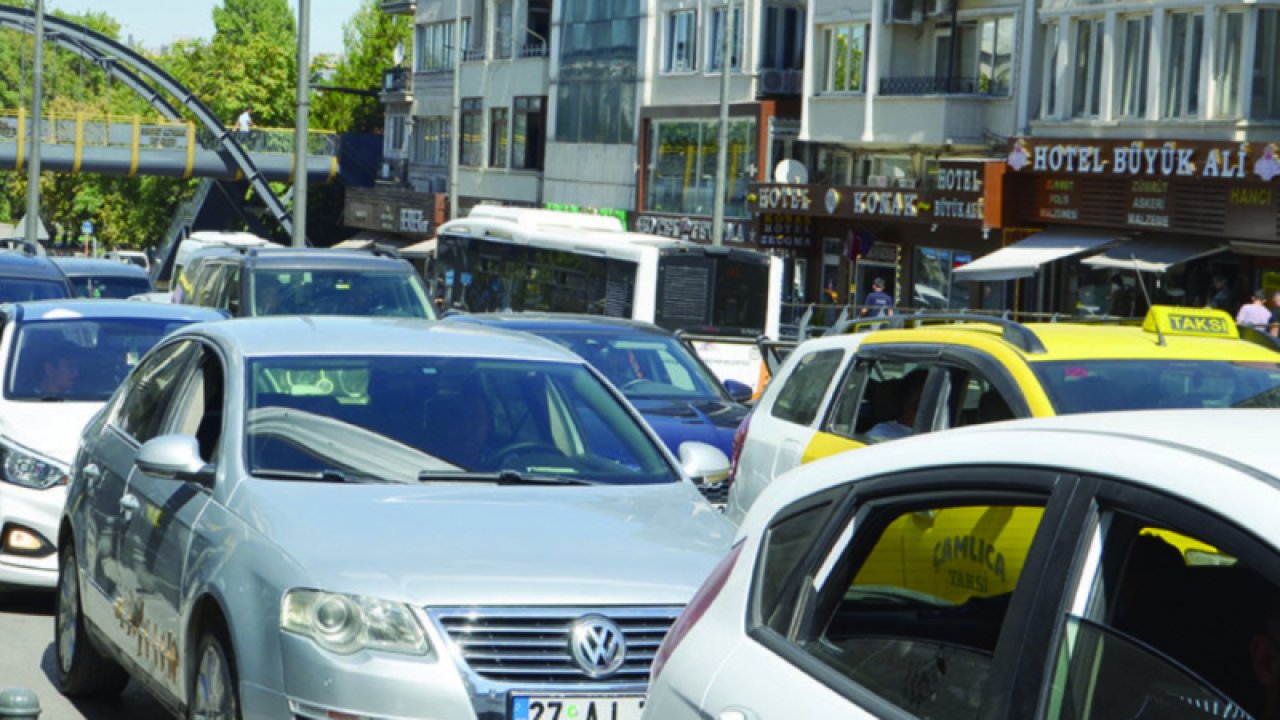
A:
[648,410,1280,720]
[0,300,223,589]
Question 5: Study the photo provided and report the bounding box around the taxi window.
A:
[771,349,843,426]
[826,360,927,441]
[1045,514,1277,720]
[1032,360,1280,414]
[799,502,1047,719]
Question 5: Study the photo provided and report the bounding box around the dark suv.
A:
[0,247,74,301]
[176,246,437,318]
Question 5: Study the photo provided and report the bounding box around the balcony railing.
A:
[382,66,411,94]
[520,41,549,58]
[463,48,486,62]
[879,75,1010,97]
[380,0,416,14]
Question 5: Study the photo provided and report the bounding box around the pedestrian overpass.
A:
[0,5,341,237]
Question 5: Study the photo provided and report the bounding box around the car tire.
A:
[188,624,240,720]
[55,543,130,698]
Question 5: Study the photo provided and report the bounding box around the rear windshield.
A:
[251,269,435,318]
[0,278,68,302]
[246,355,676,484]
[1032,360,1280,414]
[7,318,194,402]
[655,253,770,337]
[70,276,153,299]
[530,330,728,400]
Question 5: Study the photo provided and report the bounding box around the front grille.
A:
[430,607,680,685]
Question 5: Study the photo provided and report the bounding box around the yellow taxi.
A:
[725,305,1280,525]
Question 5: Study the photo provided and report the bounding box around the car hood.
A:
[232,480,735,607]
[627,397,747,457]
[0,401,102,466]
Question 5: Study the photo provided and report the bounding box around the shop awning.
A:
[952,228,1122,282]
[399,237,437,257]
[1081,237,1227,273]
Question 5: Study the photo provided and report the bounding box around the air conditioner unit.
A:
[783,69,802,94]
[760,68,803,96]
[868,175,890,187]
[888,0,922,25]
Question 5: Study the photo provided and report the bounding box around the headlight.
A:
[0,439,69,490]
[281,590,430,656]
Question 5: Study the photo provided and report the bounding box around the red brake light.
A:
[651,540,745,685]
[725,410,753,488]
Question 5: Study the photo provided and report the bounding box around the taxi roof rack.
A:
[836,312,1048,354]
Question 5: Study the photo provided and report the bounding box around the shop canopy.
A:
[953,228,1122,282]
[1081,236,1227,273]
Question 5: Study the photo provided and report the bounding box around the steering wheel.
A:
[495,441,567,467]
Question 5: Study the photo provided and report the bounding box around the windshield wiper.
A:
[251,468,395,484]
[416,469,596,486]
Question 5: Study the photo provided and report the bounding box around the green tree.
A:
[313,0,413,133]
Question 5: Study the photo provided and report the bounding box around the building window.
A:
[646,118,757,217]
[1071,18,1104,117]
[1255,9,1280,120]
[977,16,1014,95]
[489,108,509,168]
[554,0,641,144]
[861,155,916,188]
[821,24,868,93]
[494,0,514,59]
[708,4,743,72]
[664,10,697,73]
[461,98,482,167]
[385,115,406,155]
[415,20,471,72]
[1215,10,1245,117]
[762,5,804,70]
[512,96,546,170]
[1164,12,1204,118]
[1041,22,1060,117]
[914,247,973,310]
[1117,16,1150,118]
[419,116,450,167]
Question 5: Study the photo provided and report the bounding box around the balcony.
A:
[879,75,1010,97]
[381,0,415,15]
[380,66,412,103]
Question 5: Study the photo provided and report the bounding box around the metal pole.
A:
[292,0,310,247]
[25,0,44,248]
[710,0,733,246]
[449,0,464,220]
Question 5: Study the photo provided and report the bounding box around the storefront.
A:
[988,138,1280,315]
[748,159,1004,313]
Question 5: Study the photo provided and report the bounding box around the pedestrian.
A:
[862,277,894,317]
[235,106,255,145]
[1210,274,1233,312]
[1237,289,1271,330]
[1269,290,1280,338]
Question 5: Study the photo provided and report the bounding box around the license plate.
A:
[511,694,645,720]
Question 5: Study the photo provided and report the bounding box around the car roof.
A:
[446,312,674,337]
[191,316,585,362]
[190,247,411,271]
[7,299,226,323]
[747,409,1280,541]
[0,250,66,280]
[51,257,151,277]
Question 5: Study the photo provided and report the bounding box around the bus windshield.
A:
[655,250,770,337]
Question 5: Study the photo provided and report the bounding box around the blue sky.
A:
[48,0,365,57]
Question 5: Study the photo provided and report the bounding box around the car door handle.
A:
[119,494,140,515]
[83,464,101,481]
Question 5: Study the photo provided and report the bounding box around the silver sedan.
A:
[56,316,735,719]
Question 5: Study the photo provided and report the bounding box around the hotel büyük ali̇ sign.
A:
[1005,138,1280,241]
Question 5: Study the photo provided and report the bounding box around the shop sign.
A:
[400,208,430,234]
[758,213,813,248]
[636,213,750,244]
[756,186,812,212]
[1007,138,1280,182]
[748,171,988,228]
[344,187,438,235]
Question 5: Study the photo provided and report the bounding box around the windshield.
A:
[70,276,153,299]
[1032,360,1280,414]
[250,269,435,318]
[246,355,676,484]
[7,318,195,402]
[0,278,68,302]
[533,330,727,400]
[655,252,770,336]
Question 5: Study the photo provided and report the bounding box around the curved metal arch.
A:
[0,5,293,236]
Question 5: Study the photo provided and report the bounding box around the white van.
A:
[164,231,281,301]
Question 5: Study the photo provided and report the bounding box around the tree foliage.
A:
[314,0,412,134]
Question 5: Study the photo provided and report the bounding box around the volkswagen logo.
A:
[568,615,626,678]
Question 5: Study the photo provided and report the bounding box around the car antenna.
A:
[1132,255,1165,347]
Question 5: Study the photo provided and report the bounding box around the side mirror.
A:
[136,434,214,486]
[678,442,731,487]
[723,379,753,404]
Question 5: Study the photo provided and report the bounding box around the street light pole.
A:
[449,0,464,220]
[292,0,310,248]
[24,0,44,248]
[710,0,733,246]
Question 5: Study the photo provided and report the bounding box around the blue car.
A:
[445,313,750,503]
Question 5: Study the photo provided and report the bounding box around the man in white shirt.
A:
[236,107,254,144]
[1238,289,1272,329]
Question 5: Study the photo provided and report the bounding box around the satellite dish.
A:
[393,42,405,66]
[774,159,809,184]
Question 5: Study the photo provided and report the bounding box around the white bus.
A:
[432,206,783,389]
